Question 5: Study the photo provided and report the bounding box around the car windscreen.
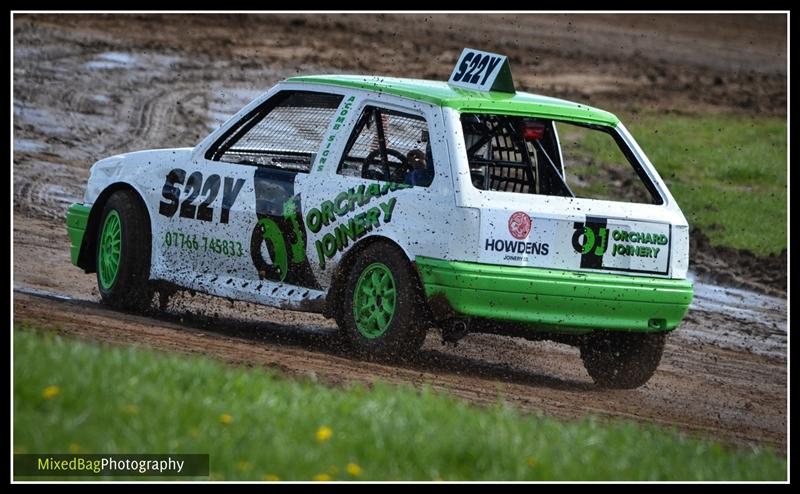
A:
[460,113,662,205]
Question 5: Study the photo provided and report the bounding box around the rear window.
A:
[460,113,662,204]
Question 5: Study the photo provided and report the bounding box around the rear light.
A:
[522,123,546,140]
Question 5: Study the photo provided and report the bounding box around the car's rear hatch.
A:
[445,109,690,280]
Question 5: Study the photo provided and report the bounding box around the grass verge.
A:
[622,112,786,255]
[13,328,786,481]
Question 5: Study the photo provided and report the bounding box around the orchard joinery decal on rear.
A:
[573,217,671,275]
[611,230,668,258]
[308,182,412,269]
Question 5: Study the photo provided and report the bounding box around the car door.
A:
[299,98,456,287]
[151,89,345,305]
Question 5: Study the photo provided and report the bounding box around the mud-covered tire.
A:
[337,242,428,360]
[96,190,152,311]
[580,331,666,389]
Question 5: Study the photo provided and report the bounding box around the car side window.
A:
[337,106,434,187]
[207,91,344,173]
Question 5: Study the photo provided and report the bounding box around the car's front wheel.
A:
[580,331,666,389]
[96,190,152,311]
[338,242,428,360]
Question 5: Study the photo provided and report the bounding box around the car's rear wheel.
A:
[580,331,666,389]
[96,190,152,311]
[338,242,427,360]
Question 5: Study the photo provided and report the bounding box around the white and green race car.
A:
[67,49,693,388]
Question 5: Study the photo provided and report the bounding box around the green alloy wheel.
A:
[339,242,428,359]
[95,190,152,311]
[98,210,122,289]
[354,263,397,338]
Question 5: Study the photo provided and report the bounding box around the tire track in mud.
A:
[113,86,209,155]
[13,290,787,453]
[14,19,214,222]
[13,159,86,221]
[14,80,210,220]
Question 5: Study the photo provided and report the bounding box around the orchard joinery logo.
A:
[508,211,532,239]
[572,219,669,273]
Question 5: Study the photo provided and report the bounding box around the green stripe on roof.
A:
[286,75,619,126]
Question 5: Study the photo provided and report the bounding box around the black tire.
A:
[96,190,152,311]
[580,331,666,389]
[337,242,428,360]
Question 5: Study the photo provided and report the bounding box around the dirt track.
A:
[12,14,787,453]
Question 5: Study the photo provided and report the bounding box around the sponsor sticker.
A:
[481,210,554,265]
[481,210,670,274]
[571,217,671,274]
[508,211,532,240]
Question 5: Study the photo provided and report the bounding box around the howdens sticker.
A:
[480,210,556,266]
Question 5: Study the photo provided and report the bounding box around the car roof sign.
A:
[448,48,515,94]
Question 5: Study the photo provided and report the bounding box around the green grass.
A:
[620,112,787,255]
[13,328,786,481]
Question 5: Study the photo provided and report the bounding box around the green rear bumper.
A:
[66,203,91,266]
[415,256,693,333]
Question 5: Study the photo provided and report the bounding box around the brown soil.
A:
[12,14,787,454]
[691,229,787,297]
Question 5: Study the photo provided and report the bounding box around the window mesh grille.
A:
[217,92,343,173]
[339,107,429,179]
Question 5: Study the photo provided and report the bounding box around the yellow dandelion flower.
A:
[262,474,280,481]
[68,443,82,453]
[123,404,139,415]
[42,385,60,400]
[526,457,537,467]
[346,463,362,477]
[315,425,332,442]
[236,461,252,472]
[219,414,233,425]
[313,473,332,481]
